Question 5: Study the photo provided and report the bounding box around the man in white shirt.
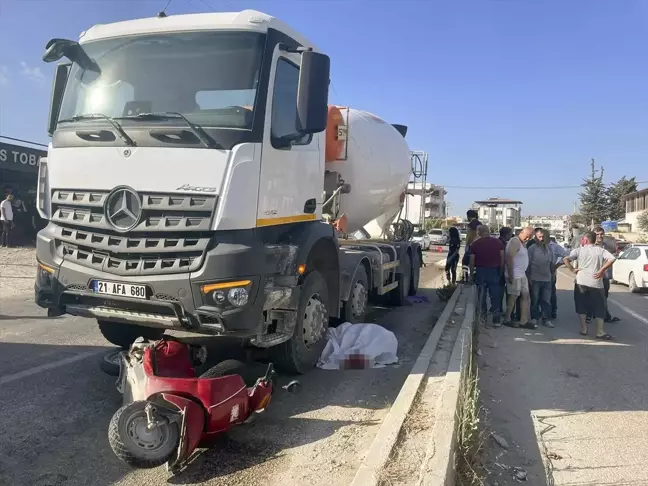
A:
[563,231,616,340]
[1,193,15,247]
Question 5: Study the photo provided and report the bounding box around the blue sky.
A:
[1,0,647,215]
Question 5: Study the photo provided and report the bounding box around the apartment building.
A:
[473,198,522,228]
[622,188,648,232]
[404,182,446,226]
[525,215,571,239]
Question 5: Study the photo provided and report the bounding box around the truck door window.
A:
[271,58,310,146]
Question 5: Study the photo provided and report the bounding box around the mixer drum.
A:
[325,107,411,234]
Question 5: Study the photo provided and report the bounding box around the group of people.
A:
[444,210,619,340]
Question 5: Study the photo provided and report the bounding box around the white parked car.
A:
[611,244,648,293]
[428,229,448,246]
[411,229,431,251]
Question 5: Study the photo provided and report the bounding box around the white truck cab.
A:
[36,10,421,374]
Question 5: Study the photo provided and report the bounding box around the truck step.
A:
[250,332,292,348]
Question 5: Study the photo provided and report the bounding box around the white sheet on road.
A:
[317,322,398,370]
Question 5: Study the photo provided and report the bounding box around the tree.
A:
[637,210,648,233]
[579,159,608,226]
[606,176,637,221]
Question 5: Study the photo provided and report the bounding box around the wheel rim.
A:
[350,281,367,318]
[302,294,327,349]
[125,410,174,456]
[630,274,637,290]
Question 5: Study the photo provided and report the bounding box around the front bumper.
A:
[34,229,297,338]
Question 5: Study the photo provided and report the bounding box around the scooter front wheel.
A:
[109,401,179,469]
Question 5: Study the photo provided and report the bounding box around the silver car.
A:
[428,228,449,246]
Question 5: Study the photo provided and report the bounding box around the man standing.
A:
[0,193,14,248]
[470,225,505,326]
[498,227,513,315]
[564,231,616,340]
[461,209,482,281]
[590,226,620,323]
[548,237,569,319]
[512,227,543,320]
[504,227,534,328]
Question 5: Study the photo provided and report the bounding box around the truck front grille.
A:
[51,189,216,276]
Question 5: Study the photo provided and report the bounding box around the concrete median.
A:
[351,285,476,486]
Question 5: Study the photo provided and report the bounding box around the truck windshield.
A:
[58,31,264,130]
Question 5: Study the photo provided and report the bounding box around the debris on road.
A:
[512,466,527,481]
[407,294,430,304]
[317,322,398,370]
[491,432,510,449]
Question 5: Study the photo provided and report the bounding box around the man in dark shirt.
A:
[470,225,505,326]
[461,209,482,281]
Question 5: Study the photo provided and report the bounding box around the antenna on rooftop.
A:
[158,0,172,18]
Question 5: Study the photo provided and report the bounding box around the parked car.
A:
[411,229,431,251]
[611,244,648,293]
[428,228,448,246]
[459,230,467,242]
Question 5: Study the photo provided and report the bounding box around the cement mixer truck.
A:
[34,9,422,373]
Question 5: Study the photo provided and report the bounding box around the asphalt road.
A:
[477,268,648,485]
[0,251,446,486]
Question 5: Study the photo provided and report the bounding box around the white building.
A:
[403,182,446,226]
[473,198,522,229]
[621,189,648,232]
[525,215,571,239]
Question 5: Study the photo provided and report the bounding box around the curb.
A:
[350,283,464,486]
[417,285,475,485]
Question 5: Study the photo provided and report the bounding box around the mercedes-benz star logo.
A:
[105,187,142,232]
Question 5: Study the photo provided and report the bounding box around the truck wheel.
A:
[98,321,165,349]
[109,401,179,469]
[390,252,411,306]
[270,271,329,375]
[409,251,421,296]
[341,266,369,323]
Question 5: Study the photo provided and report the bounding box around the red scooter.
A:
[107,336,297,472]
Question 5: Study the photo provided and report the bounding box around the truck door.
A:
[256,48,322,227]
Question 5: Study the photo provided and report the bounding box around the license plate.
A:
[93,280,147,300]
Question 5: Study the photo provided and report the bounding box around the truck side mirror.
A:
[47,63,70,136]
[296,51,330,135]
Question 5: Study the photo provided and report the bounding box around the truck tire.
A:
[97,321,165,350]
[409,250,421,296]
[270,271,329,375]
[340,265,369,324]
[390,252,411,306]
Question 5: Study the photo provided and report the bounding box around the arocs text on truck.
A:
[35,9,422,373]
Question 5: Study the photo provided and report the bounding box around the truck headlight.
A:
[36,262,55,288]
[227,287,249,307]
[201,280,252,308]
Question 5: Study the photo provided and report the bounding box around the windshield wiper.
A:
[58,113,135,146]
[117,112,217,148]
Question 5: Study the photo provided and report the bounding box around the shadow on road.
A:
[0,269,447,485]
[475,286,648,485]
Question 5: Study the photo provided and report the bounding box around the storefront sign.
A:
[0,142,46,174]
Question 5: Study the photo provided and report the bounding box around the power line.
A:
[0,136,48,148]
[441,182,648,190]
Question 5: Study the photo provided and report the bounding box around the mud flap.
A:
[160,393,205,473]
